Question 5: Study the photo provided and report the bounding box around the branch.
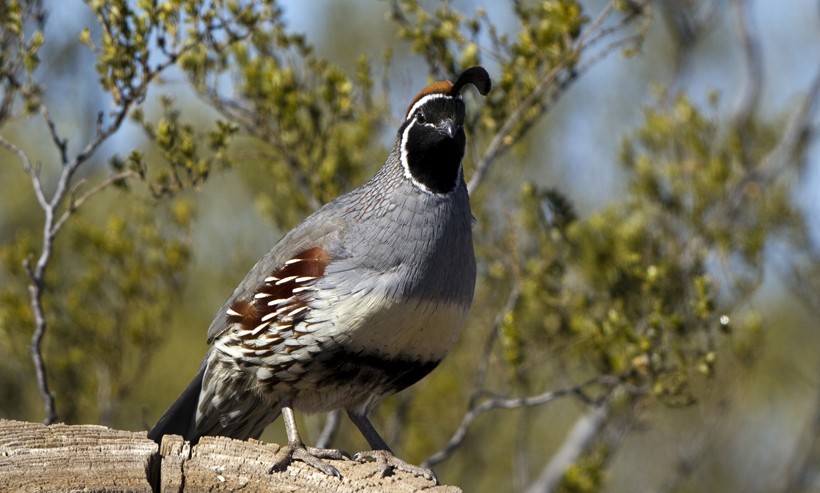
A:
[730,0,763,132]
[0,134,58,423]
[11,109,136,424]
[22,255,57,424]
[758,65,820,179]
[51,170,139,236]
[524,404,610,493]
[1,3,228,423]
[467,61,569,195]
[467,0,648,194]
[15,82,69,165]
[422,376,621,469]
[468,283,521,408]
[0,134,48,209]
[729,64,820,209]
[659,0,720,94]
[0,79,142,427]
[315,409,342,450]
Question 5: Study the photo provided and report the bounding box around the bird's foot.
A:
[354,449,438,484]
[269,443,350,478]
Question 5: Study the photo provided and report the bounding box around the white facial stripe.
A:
[405,93,461,120]
[399,121,434,194]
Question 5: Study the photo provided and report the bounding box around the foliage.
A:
[126,97,239,197]
[391,0,605,183]
[0,0,274,425]
[0,197,192,424]
[186,3,389,226]
[485,89,807,402]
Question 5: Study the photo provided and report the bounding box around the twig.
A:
[729,64,820,210]
[11,103,135,425]
[422,376,621,468]
[51,170,139,236]
[0,135,61,424]
[575,0,618,48]
[468,284,521,408]
[1,0,266,425]
[0,134,48,209]
[19,84,69,165]
[524,403,610,493]
[731,0,763,132]
[3,48,165,427]
[23,254,57,425]
[467,59,570,194]
[315,409,342,449]
[659,0,719,94]
[759,66,820,178]
[467,0,647,194]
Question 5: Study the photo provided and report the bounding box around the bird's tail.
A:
[147,358,207,443]
[148,351,280,444]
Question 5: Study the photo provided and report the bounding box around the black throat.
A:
[403,123,466,194]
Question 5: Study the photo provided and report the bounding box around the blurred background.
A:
[1,1,819,491]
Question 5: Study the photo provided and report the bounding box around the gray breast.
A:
[326,179,475,307]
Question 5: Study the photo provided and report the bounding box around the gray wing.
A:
[206,212,349,343]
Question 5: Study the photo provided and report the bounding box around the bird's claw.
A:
[269,443,349,478]
[354,449,438,484]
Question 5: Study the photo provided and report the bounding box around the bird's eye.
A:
[416,112,427,124]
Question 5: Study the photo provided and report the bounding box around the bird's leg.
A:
[269,400,349,478]
[346,409,438,483]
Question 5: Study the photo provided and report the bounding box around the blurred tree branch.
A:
[0,0,273,425]
[525,404,609,493]
[422,375,625,469]
[0,133,58,424]
[391,0,652,195]
[467,0,649,194]
[730,0,763,137]
[659,0,719,93]
[190,18,389,224]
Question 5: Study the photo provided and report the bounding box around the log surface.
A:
[0,418,461,493]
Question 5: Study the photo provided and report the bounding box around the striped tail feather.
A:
[148,351,280,444]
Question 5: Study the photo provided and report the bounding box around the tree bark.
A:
[0,418,460,493]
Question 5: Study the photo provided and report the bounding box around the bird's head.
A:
[398,66,491,194]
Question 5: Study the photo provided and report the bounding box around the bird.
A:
[147,66,491,481]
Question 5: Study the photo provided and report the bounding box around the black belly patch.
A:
[314,347,441,395]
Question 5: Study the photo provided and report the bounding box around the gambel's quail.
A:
[148,66,492,481]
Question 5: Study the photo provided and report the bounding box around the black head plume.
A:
[449,66,491,97]
[405,66,492,117]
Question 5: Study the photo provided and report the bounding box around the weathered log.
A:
[0,419,461,492]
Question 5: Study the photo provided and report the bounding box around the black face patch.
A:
[402,97,467,194]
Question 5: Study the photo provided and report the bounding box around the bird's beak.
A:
[439,120,458,139]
